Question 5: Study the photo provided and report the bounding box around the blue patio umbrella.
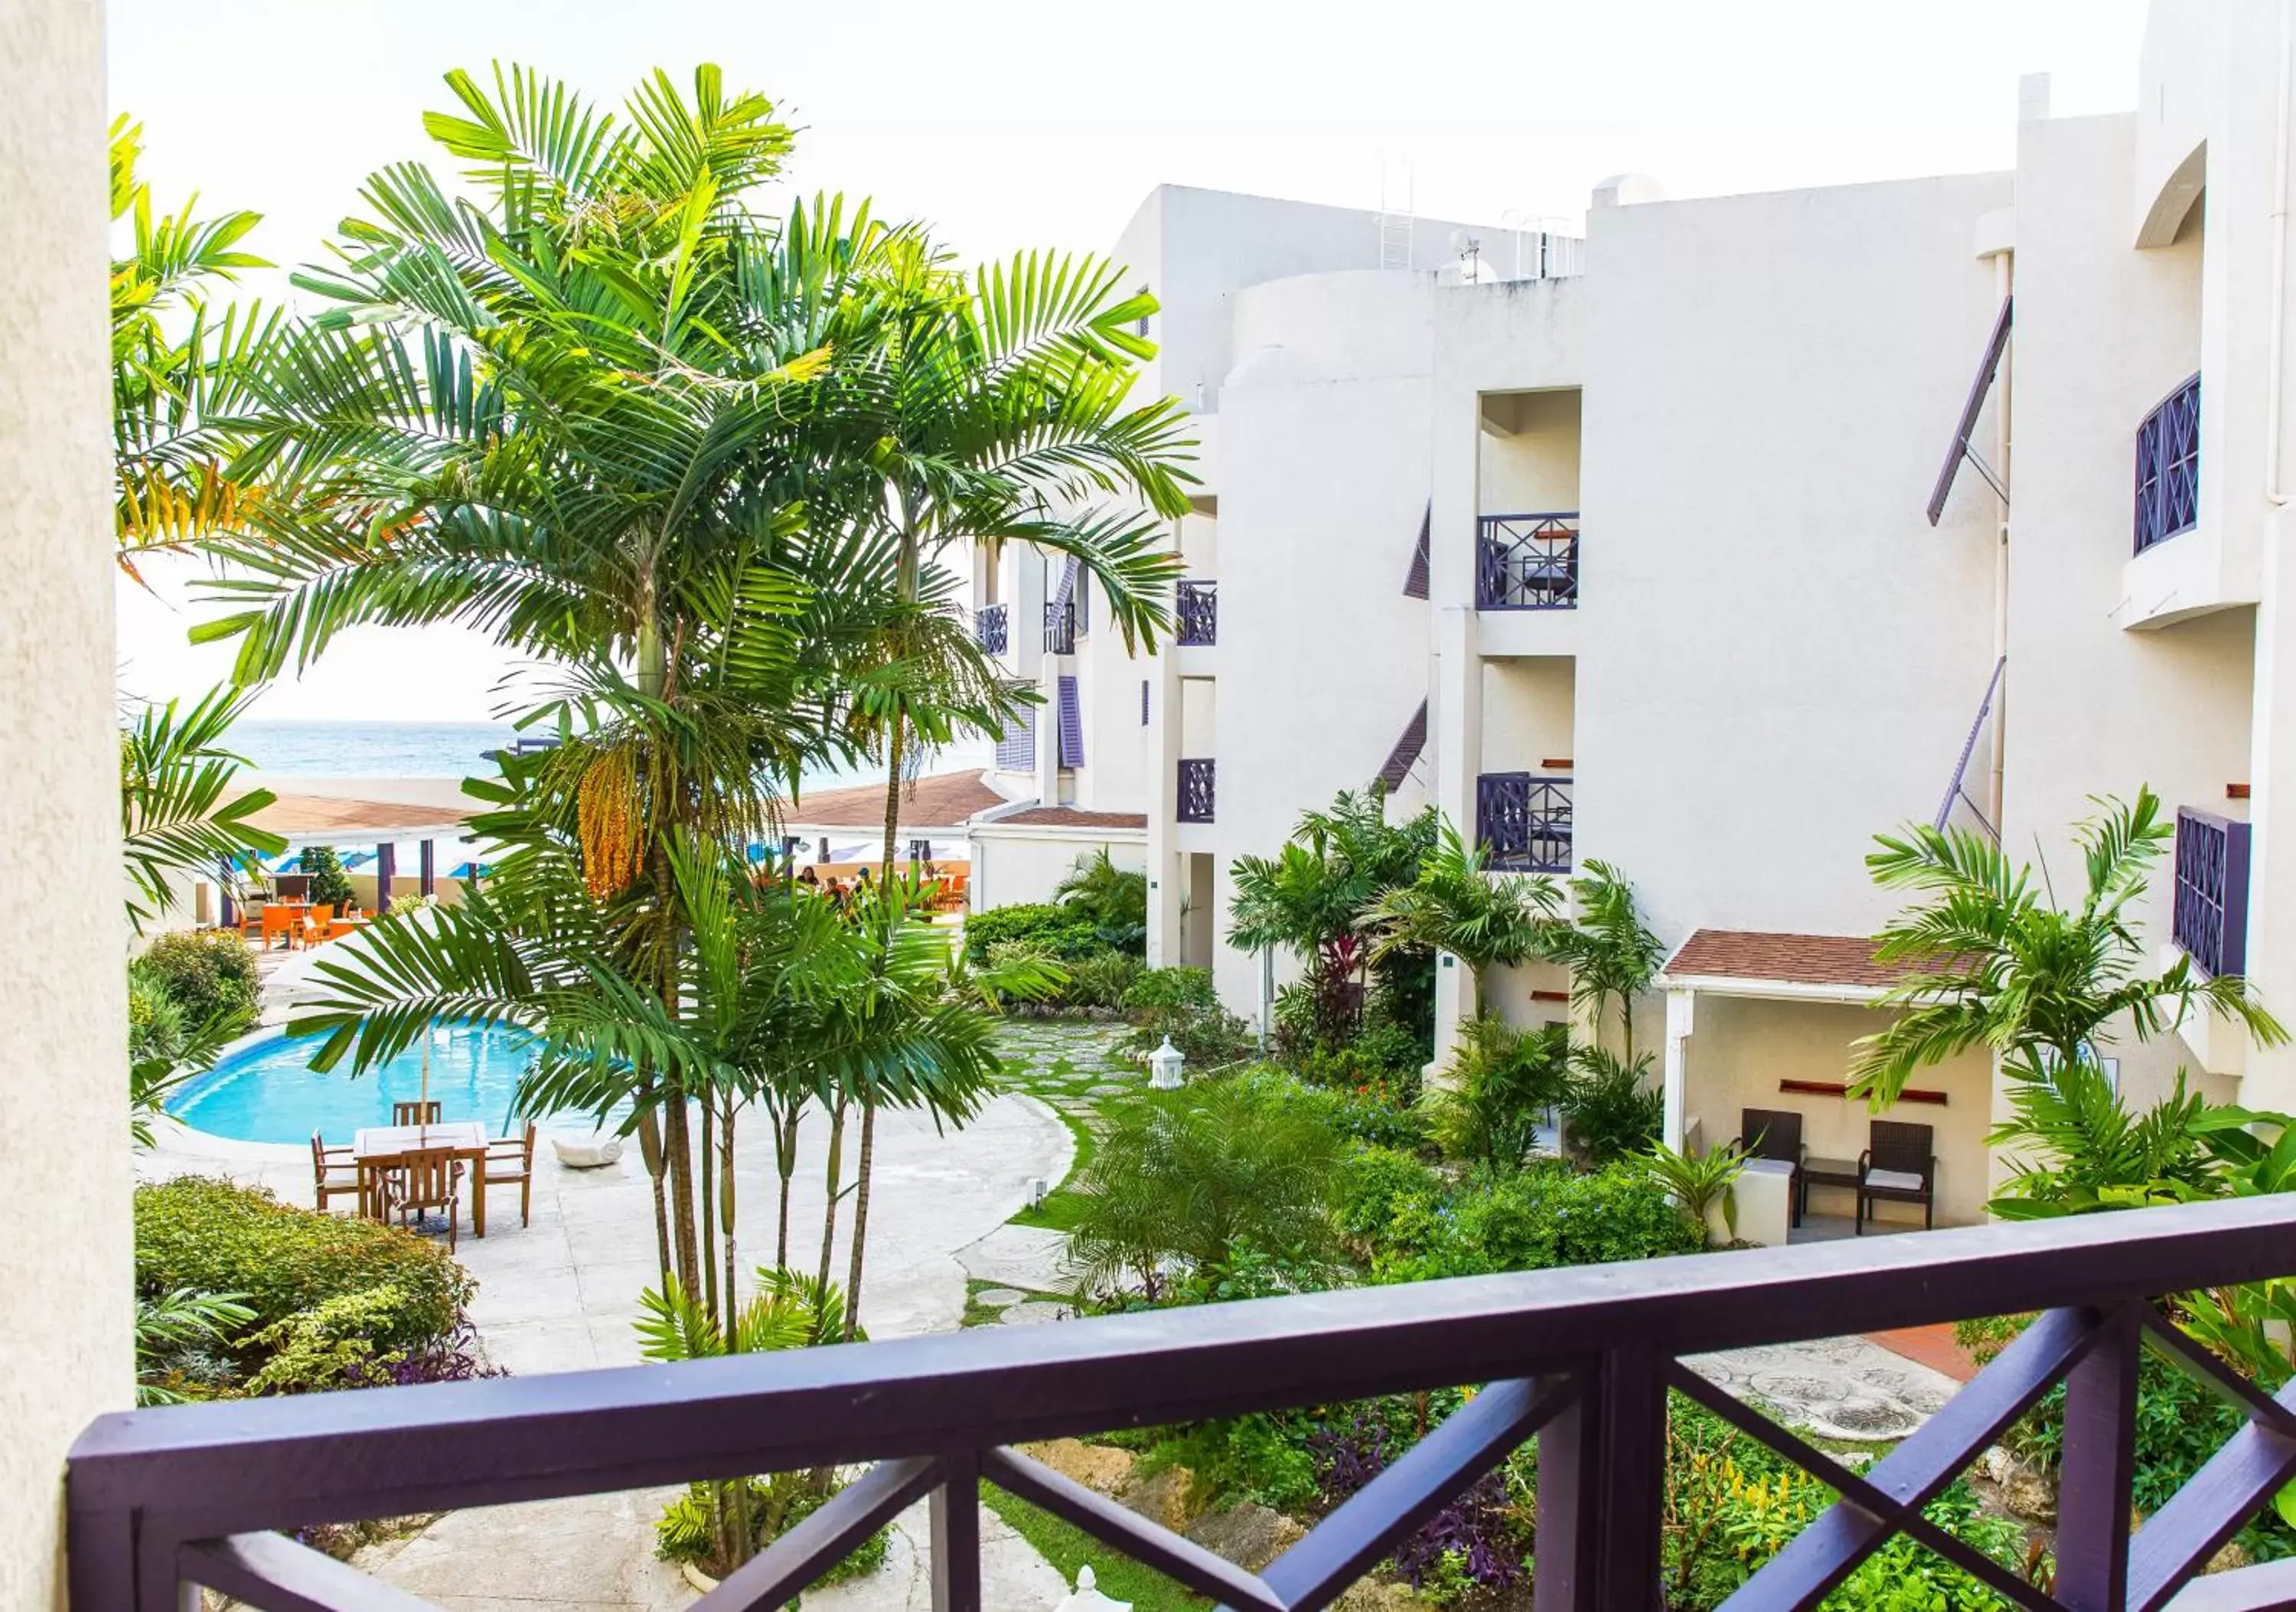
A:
[449,861,493,879]
[746,843,768,865]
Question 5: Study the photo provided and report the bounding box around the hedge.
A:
[135,1177,473,1366]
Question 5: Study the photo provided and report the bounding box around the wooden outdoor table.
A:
[353,1121,489,1237]
[1800,1154,1861,1219]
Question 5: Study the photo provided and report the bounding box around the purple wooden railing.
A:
[1176,579,1218,646]
[1477,771,1572,873]
[66,1196,2296,1610]
[2174,807,2252,979]
[2135,373,2200,555]
[1476,512,1579,609]
[974,602,1008,656]
[1177,756,1215,823]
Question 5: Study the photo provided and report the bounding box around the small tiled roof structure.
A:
[986,805,1148,830]
[784,768,1007,830]
[1662,929,1937,992]
[246,794,470,837]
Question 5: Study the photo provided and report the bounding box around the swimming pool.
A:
[169,1022,550,1146]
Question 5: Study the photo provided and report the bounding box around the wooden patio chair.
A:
[310,1131,360,1213]
[1730,1107,1806,1227]
[1857,1119,1938,1233]
[392,1100,442,1127]
[375,1149,464,1251]
[483,1120,538,1229]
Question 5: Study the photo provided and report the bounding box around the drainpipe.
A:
[2270,0,2294,508]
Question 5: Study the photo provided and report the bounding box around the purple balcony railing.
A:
[2174,806,2252,978]
[974,602,1008,656]
[1044,600,1076,655]
[1476,512,1579,609]
[65,1196,2296,1610]
[1176,579,1218,646]
[2135,372,2200,555]
[1177,756,1215,823]
[1476,772,1572,873]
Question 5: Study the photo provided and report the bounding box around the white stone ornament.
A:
[1148,1036,1186,1091]
[1053,1564,1130,1612]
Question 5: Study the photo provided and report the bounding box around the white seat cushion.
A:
[1864,1168,1926,1193]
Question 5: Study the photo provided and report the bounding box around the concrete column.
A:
[0,1,131,1603]
[1662,988,1697,1150]
[2243,504,2296,1111]
[1430,602,1483,1052]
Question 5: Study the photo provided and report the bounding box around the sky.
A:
[109,0,2151,723]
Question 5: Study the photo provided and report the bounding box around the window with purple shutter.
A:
[1057,676,1084,768]
[994,707,1035,771]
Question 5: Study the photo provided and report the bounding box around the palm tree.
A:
[1848,787,2288,1105]
[195,65,892,1302]
[1536,860,1664,1063]
[801,240,1196,1330]
[109,115,285,582]
[1362,821,1559,1015]
[119,684,285,935]
[1228,788,1437,1043]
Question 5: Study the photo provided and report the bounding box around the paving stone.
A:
[974,1287,1029,1307]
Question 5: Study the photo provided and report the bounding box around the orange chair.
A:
[302,903,335,945]
[259,906,302,951]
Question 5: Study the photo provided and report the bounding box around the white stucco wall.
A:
[1572,171,2012,949]
[2003,110,2252,1111]
[969,829,1146,913]
[1206,269,1441,1010]
[1,1,131,1602]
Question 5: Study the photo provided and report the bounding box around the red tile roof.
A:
[987,806,1149,830]
[784,769,1007,829]
[1663,929,1934,990]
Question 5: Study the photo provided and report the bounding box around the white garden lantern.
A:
[1054,1565,1130,1612]
[1148,1036,1186,1090]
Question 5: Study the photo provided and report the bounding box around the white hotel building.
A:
[915,0,2296,1229]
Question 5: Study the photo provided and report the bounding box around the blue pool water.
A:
[170,1023,546,1145]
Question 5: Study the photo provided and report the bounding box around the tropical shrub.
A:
[1428,1016,1571,1170]
[1065,950,1143,1011]
[1066,1079,1348,1298]
[1119,966,1256,1066]
[655,1473,891,1578]
[1958,1311,2295,1561]
[134,1177,472,1366]
[135,1287,255,1406]
[1054,847,1149,954]
[127,970,192,1071]
[1562,1046,1665,1167]
[1316,1414,1528,1596]
[243,1291,501,1395]
[1289,1013,1428,1098]
[964,902,1107,965]
[1642,1140,1750,1248]
[1373,1161,1699,1284]
[1335,1146,1446,1249]
[134,928,259,1029]
[1231,1065,1426,1153]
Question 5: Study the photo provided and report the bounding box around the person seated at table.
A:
[796,866,820,889]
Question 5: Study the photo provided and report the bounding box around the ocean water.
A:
[236,719,987,791]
